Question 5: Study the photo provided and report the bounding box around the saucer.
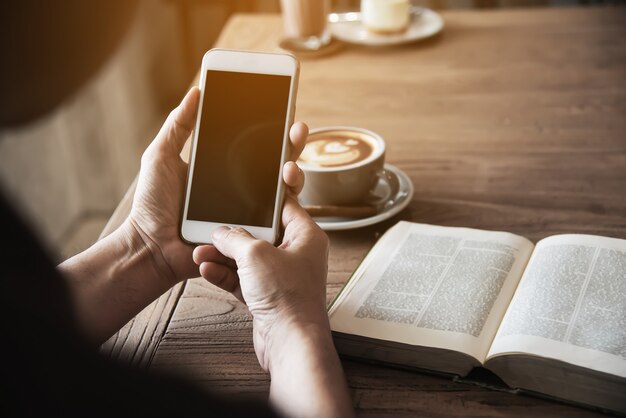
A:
[303,163,414,231]
[278,37,344,59]
[328,8,443,47]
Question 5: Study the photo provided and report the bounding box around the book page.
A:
[329,222,534,363]
[488,234,626,378]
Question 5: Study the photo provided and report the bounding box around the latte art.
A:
[299,131,376,168]
[298,126,386,206]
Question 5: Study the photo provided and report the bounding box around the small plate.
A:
[328,8,443,47]
[304,163,414,231]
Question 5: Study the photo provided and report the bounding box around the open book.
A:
[329,221,626,414]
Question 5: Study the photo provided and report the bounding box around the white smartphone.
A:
[180,49,300,245]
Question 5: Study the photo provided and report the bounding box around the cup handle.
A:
[367,167,400,206]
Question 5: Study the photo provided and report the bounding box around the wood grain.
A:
[104,6,626,416]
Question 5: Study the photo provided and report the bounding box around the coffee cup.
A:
[298,126,396,208]
[361,0,411,34]
[280,0,332,51]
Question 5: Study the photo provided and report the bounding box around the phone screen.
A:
[187,70,292,227]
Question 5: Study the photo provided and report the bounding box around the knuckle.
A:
[140,147,152,163]
[167,108,178,123]
[313,226,329,246]
[228,226,247,237]
[313,224,329,246]
[247,240,270,258]
[141,145,166,166]
[213,268,229,288]
[322,234,331,256]
[140,150,154,168]
[220,227,241,242]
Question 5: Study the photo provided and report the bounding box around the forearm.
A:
[266,318,354,418]
[58,219,173,344]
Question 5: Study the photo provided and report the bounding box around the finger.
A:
[154,87,200,155]
[279,196,321,250]
[193,245,237,269]
[211,226,264,262]
[282,195,313,227]
[282,196,319,240]
[289,121,308,162]
[282,161,305,196]
[199,262,244,302]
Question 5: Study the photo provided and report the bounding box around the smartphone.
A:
[180,49,300,245]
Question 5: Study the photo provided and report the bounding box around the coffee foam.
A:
[299,130,379,169]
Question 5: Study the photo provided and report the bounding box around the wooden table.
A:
[101,6,626,417]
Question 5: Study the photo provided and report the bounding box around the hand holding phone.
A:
[181,49,300,245]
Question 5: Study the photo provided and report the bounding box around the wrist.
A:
[259,307,333,372]
[119,217,177,291]
[58,218,175,344]
[259,312,355,418]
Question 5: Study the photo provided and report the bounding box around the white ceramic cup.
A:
[361,0,411,34]
[298,126,396,207]
[280,0,332,51]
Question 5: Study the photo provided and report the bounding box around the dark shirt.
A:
[1,191,277,417]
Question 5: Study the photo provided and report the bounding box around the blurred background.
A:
[0,0,620,261]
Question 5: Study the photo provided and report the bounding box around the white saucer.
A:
[328,8,443,47]
[306,163,413,231]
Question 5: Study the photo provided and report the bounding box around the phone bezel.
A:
[180,48,299,245]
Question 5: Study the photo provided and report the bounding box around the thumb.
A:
[155,87,200,155]
[212,226,259,262]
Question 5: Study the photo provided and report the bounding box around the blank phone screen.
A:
[187,70,291,227]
